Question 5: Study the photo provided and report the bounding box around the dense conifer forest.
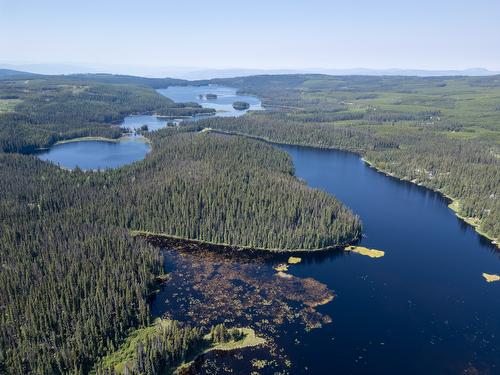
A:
[0,75,361,374]
[202,74,500,242]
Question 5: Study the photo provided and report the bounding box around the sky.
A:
[1,0,499,74]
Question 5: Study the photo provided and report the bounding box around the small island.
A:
[345,245,385,258]
[482,273,500,283]
[232,101,250,110]
[205,93,218,100]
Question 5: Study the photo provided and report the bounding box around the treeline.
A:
[365,136,500,237]
[0,77,213,153]
[121,131,361,249]
[197,115,399,151]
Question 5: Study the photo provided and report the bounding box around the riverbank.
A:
[207,128,498,249]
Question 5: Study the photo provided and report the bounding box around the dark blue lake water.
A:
[150,141,500,374]
[274,145,500,374]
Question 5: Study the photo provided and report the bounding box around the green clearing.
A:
[98,319,265,374]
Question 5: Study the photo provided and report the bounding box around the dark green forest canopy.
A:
[0,125,360,373]
[201,74,500,242]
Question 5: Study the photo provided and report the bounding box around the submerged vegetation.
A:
[0,130,360,372]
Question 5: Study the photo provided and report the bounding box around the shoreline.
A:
[53,135,152,145]
[360,157,499,248]
[207,129,499,249]
[131,230,358,254]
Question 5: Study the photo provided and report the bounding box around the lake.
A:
[36,85,261,170]
[151,144,500,374]
[273,145,500,374]
[36,138,150,170]
[158,85,262,117]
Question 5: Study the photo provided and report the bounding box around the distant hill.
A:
[1,63,499,80]
[181,67,500,80]
[0,69,38,79]
[66,73,188,88]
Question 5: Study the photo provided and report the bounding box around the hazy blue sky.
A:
[1,0,499,71]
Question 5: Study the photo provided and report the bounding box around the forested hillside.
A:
[203,75,500,243]
[0,77,213,153]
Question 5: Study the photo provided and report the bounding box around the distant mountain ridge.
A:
[0,69,39,78]
[180,67,500,80]
[1,63,499,80]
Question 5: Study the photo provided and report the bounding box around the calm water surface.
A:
[158,85,262,117]
[121,114,171,131]
[273,145,500,374]
[36,138,150,170]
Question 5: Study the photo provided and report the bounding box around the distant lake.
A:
[121,114,172,132]
[158,85,262,117]
[36,85,260,170]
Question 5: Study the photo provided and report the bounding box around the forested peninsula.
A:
[0,74,361,373]
[202,74,500,244]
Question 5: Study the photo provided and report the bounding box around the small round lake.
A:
[36,138,150,170]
